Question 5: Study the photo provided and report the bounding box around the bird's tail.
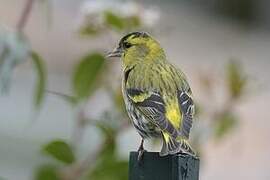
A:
[160,132,196,156]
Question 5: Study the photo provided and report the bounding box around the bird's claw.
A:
[137,139,146,163]
[137,149,146,163]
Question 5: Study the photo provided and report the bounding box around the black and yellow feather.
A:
[112,32,196,156]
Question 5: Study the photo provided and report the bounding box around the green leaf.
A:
[72,53,105,100]
[226,59,247,99]
[214,111,238,139]
[104,11,125,30]
[79,25,100,36]
[43,140,75,164]
[34,164,60,180]
[31,51,46,109]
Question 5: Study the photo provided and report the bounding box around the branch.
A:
[60,142,103,180]
[16,0,35,32]
[60,118,131,180]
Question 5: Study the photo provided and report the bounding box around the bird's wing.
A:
[177,88,195,139]
[126,88,179,139]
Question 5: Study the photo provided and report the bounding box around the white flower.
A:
[77,0,160,34]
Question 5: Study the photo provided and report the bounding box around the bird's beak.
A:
[106,46,122,58]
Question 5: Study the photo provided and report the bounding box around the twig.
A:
[16,0,35,32]
[71,108,87,148]
[60,141,104,180]
[60,116,131,180]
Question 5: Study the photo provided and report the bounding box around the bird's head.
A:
[107,32,165,69]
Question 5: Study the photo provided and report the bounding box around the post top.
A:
[129,151,200,180]
[130,151,200,159]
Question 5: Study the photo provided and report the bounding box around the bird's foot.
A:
[137,148,146,162]
[137,139,146,163]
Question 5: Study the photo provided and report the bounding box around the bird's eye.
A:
[123,42,132,49]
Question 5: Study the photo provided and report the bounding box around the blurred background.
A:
[0,0,270,179]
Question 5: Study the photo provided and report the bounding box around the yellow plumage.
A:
[108,31,196,158]
[165,101,182,129]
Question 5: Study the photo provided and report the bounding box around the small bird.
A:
[108,32,196,160]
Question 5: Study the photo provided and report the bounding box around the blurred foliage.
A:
[48,90,78,106]
[212,59,247,139]
[0,0,253,180]
[0,29,30,93]
[226,59,247,100]
[195,59,249,144]
[35,164,60,180]
[213,59,247,139]
[87,123,128,180]
[34,140,75,180]
[78,1,158,37]
[72,53,105,101]
[80,10,141,36]
[104,11,141,31]
[104,11,125,30]
[0,25,47,111]
[214,111,238,139]
[79,25,100,37]
[43,140,75,164]
[31,51,47,110]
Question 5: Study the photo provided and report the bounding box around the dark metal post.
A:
[129,152,200,180]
